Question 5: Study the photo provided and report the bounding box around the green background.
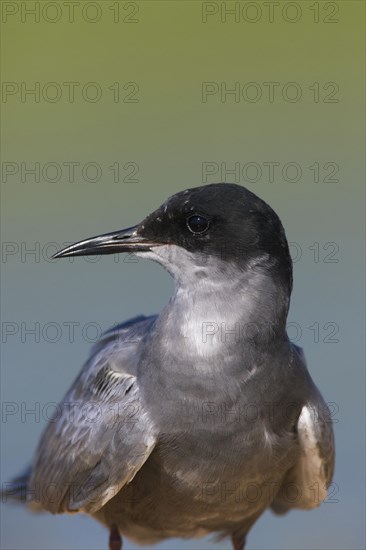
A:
[1,1,365,549]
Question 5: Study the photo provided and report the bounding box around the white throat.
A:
[137,244,284,359]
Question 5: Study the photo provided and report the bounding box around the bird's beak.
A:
[52,225,158,259]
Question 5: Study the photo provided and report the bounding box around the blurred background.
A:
[1,1,364,549]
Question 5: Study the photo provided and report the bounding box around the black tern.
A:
[4,183,334,550]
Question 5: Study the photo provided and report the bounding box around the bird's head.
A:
[53,183,292,295]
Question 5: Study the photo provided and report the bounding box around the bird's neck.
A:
[156,260,290,363]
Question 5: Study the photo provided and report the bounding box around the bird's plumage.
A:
[4,184,335,548]
[29,316,157,515]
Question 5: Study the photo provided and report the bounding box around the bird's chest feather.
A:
[142,426,296,522]
[162,279,260,359]
[140,364,295,503]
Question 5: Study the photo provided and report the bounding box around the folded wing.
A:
[272,384,335,513]
[29,316,157,514]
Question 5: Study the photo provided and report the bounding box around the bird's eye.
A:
[186,215,210,235]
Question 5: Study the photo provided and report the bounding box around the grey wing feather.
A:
[29,316,157,515]
[271,347,335,514]
[90,315,157,358]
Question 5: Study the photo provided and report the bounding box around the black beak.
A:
[52,225,157,259]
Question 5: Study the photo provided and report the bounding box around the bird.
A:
[3,183,335,550]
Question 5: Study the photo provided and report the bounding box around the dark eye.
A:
[186,214,210,235]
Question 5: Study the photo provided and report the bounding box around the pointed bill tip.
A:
[52,225,159,259]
